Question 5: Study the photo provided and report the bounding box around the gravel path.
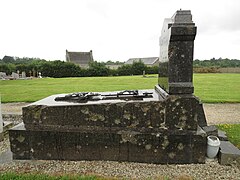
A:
[203,103,240,124]
[0,103,239,179]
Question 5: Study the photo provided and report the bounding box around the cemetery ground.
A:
[0,73,239,179]
[0,73,239,103]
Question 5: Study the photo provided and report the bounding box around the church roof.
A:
[125,57,159,65]
[66,50,93,65]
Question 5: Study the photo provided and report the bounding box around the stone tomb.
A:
[9,10,207,164]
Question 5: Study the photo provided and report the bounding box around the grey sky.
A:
[0,0,239,62]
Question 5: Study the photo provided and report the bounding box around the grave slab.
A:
[219,141,240,165]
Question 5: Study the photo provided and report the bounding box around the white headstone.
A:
[38,72,42,78]
[12,72,19,79]
[22,71,26,78]
[0,72,7,79]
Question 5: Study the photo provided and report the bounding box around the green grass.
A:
[0,172,98,180]
[0,73,239,103]
[217,124,240,149]
[193,73,240,103]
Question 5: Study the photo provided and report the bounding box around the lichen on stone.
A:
[161,136,169,149]
[177,143,184,150]
[141,106,150,113]
[16,135,25,143]
[123,111,131,120]
[145,144,152,150]
[118,130,139,144]
[168,152,176,159]
[89,113,105,122]
[81,107,89,115]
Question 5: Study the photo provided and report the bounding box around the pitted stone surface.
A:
[9,123,206,164]
[219,141,240,165]
[158,10,196,95]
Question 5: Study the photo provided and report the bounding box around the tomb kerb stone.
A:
[158,10,196,95]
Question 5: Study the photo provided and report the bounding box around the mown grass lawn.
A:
[0,172,98,180]
[0,73,239,103]
[217,124,240,149]
[193,73,240,103]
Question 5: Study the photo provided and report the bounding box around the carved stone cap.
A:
[171,10,195,27]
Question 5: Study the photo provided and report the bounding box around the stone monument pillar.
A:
[158,10,196,94]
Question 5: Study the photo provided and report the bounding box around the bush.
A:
[117,64,133,76]
[40,61,82,78]
[0,58,158,77]
[0,63,16,75]
[146,66,159,74]
[131,61,146,75]
[87,61,110,77]
[193,67,220,73]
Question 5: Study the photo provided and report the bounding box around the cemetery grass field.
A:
[0,73,239,103]
[0,172,98,180]
[217,124,240,149]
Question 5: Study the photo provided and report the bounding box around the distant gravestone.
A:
[0,95,3,141]
[0,72,7,79]
[21,71,26,79]
[11,72,19,80]
[38,72,42,78]
[143,70,146,77]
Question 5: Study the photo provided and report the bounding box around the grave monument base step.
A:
[9,123,206,164]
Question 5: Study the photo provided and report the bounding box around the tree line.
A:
[1,56,239,78]
[0,56,158,78]
[193,58,240,68]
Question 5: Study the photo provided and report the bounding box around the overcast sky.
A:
[0,0,240,62]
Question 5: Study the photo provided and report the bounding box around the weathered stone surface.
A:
[9,123,206,164]
[158,10,196,95]
[218,130,228,141]
[202,125,218,136]
[22,92,205,131]
[218,141,240,165]
[165,95,200,130]
[196,103,207,127]
[22,91,167,130]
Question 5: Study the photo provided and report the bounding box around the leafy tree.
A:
[0,63,16,75]
[131,61,146,75]
[193,58,240,68]
[87,61,110,76]
[39,61,82,78]
[2,56,15,64]
[117,64,133,76]
[146,66,159,74]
